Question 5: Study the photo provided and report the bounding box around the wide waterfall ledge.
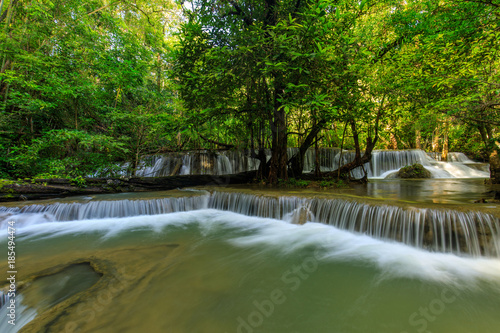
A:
[2,189,499,258]
[94,149,490,179]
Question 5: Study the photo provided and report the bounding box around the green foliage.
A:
[0,179,15,191]
[0,0,182,179]
[7,130,127,178]
[278,178,310,188]
[319,178,347,189]
[0,0,497,182]
[70,176,87,188]
[0,142,11,179]
[382,0,500,156]
[173,0,405,181]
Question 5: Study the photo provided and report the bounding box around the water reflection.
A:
[360,179,493,204]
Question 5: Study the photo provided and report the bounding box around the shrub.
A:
[7,129,128,178]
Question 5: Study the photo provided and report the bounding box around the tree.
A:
[174,0,405,182]
[387,0,500,182]
[0,0,181,178]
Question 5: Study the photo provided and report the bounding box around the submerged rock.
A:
[288,206,313,225]
[396,163,432,179]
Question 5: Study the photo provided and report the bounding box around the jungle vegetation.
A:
[0,0,499,183]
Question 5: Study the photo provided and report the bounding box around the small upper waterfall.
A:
[2,192,499,257]
[428,152,477,163]
[105,149,489,179]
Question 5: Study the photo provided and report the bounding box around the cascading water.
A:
[109,149,489,179]
[131,150,263,177]
[2,192,498,257]
[326,149,490,179]
[428,151,480,163]
[2,190,500,333]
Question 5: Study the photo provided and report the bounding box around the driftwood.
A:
[0,171,257,202]
[169,160,183,176]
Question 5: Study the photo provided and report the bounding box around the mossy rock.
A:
[396,163,432,179]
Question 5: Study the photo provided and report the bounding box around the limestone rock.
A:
[396,163,432,179]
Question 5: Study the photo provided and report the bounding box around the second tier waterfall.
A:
[109,149,489,179]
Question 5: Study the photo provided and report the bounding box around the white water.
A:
[135,150,263,177]
[352,150,489,179]
[2,202,500,332]
[2,192,499,257]
[104,149,489,179]
[0,295,37,333]
[2,210,500,285]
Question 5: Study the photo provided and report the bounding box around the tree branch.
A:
[226,0,253,26]
[459,0,500,8]
[372,36,406,64]
[199,134,235,149]
[87,3,116,16]
[0,0,19,23]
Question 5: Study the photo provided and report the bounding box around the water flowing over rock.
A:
[286,206,313,225]
[2,192,499,257]
[134,150,262,177]
[395,163,432,178]
[109,149,490,179]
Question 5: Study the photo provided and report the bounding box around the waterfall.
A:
[429,152,476,163]
[315,149,489,179]
[0,291,8,309]
[448,152,473,163]
[99,149,489,179]
[0,195,210,223]
[3,192,499,257]
[368,150,432,178]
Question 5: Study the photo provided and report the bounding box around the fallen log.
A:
[0,171,257,202]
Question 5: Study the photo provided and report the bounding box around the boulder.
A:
[396,163,432,179]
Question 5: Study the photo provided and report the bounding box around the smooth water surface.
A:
[1,210,500,332]
[359,179,496,204]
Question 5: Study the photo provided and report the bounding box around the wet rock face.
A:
[289,206,312,225]
[396,163,432,179]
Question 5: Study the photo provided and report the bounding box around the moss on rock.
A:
[396,163,432,179]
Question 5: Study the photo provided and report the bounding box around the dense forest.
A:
[0,0,499,183]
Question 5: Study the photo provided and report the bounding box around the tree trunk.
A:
[314,136,320,177]
[442,133,449,161]
[268,108,288,183]
[326,120,377,180]
[337,122,348,180]
[432,129,440,152]
[489,143,500,184]
[441,120,450,161]
[169,160,183,176]
[289,119,326,177]
[326,102,382,181]
[415,128,422,150]
[133,147,140,176]
[477,125,499,184]
[390,132,398,150]
[268,78,288,184]
[157,53,162,92]
[256,148,269,179]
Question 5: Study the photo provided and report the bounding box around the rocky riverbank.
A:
[0,172,256,202]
